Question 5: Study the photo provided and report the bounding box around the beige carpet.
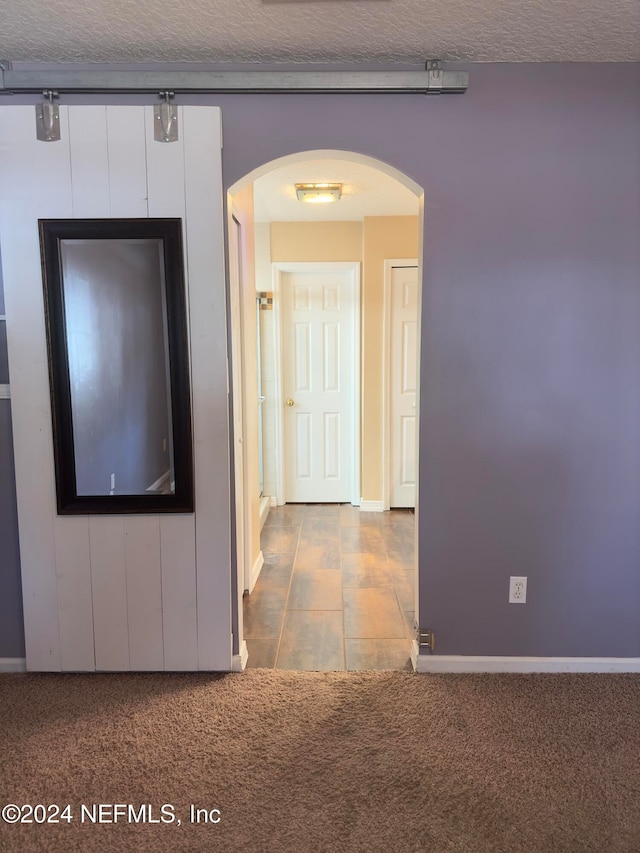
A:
[1,671,640,852]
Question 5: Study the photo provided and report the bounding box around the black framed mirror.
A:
[39,218,194,514]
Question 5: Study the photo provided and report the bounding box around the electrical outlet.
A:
[509,576,527,604]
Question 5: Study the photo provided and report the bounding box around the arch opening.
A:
[229,149,424,672]
[229,148,424,201]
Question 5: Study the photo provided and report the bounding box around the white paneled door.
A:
[281,265,359,503]
[0,106,232,671]
[390,265,418,508]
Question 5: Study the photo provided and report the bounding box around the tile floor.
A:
[243,503,416,671]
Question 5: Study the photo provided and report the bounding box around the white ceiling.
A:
[0,0,638,63]
[253,157,419,222]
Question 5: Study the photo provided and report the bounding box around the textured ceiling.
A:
[254,157,419,222]
[0,0,638,63]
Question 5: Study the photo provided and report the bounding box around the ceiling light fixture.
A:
[295,183,342,204]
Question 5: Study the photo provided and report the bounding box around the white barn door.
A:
[0,106,232,671]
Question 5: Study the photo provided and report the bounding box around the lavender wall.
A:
[0,63,638,658]
[212,63,640,656]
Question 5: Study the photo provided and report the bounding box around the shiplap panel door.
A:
[0,105,232,671]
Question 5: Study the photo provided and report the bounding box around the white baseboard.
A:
[232,641,249,672]
[248,550,264,594]
[409,640,419,672]
[360,500,384,512]
[269,496,278,507]
[416,655,640,674]
[0,657,27,672]
[259,496,270,531]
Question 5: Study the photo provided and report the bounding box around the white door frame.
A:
[227,207,249,606]
[272,261,361,507]
[382,258,420,511]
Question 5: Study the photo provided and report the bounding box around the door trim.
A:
[382,258,419,511]
[272,261,361,507]
[228,209,248,604]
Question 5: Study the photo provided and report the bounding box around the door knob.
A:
[286,398,295,407]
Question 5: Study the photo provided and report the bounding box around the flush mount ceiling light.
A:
[295,183,342,204]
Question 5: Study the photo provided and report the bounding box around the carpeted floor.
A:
[1,671,640,852]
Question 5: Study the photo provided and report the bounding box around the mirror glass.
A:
[40,219,194,514]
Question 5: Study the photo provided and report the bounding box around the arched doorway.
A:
[227,150,424,671]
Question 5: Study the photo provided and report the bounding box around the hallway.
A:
[244,504,416,671]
